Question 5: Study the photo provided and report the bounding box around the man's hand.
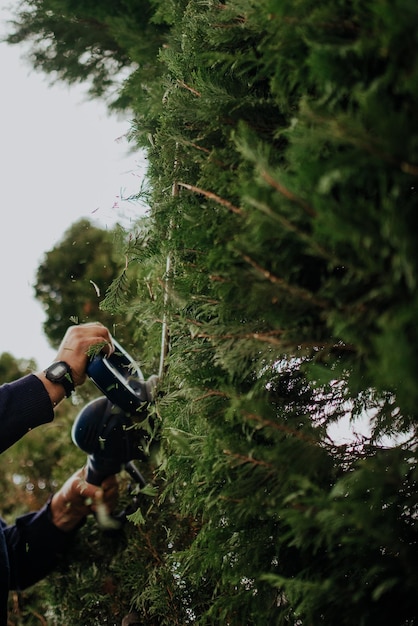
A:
[54,322,114,387]
[50,467,119,532]
[36,322,114,405]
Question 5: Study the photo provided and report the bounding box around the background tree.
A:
[4,0,168,108]
[34,218,135,348]
[0,352,36,384]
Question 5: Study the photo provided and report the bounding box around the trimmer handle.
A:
[86,338,158,414]
[71,396,150,485]
[84,455,123,486]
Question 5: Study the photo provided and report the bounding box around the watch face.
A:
[50,362,69,378]
[45,361,74,397]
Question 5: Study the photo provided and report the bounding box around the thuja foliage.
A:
[5,0,418,624]
[119,1,418,624]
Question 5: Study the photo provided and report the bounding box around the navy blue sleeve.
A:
[4,500,79,590]
[0,375,78,593]
[0,374,55,453]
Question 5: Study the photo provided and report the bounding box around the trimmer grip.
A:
[86,339,156,414]
[85,458,106,486]
[85,455,122,486]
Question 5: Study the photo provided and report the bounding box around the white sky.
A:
[0,1,147,367]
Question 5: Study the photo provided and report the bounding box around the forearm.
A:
[5,501,78,590]
[34,371,67,407]
[0,323,114,454]
[0,375,55,453]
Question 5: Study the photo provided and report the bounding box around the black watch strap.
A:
[59,373,75,398]
[44,361,75,398]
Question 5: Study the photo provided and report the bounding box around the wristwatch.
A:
[44,361,75,397]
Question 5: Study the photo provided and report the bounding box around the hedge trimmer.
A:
[71,339,159,526]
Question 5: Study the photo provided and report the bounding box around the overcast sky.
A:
[0,1,146,367]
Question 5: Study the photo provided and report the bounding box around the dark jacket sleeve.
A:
[4,500,79,590]
[0,375,79,592]
[0,374,54,453]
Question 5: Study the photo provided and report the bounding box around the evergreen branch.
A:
[187,324,352,354]
[183,316,287,345]
[194,330,286,347]
[177,80,201,97]
[190,295,221,304]
[145,280,156,301]
[186,141,211,155]
[178,182,244,215]
[159,149,178,380]
[218,495,244,504]
[177,139,228,168]
[157,275,176,299]
[243,412,321,445]
[248,198,342,265]
[223,449,274,469]
[86,341,109,358]
[193,390,230,402]
[29,610,47,626]
[100,267,129,312]
[261,170,317,218]
[401,161,418,176]
[302,106,418,176]
[209,274,229,283]
[242,254,329,308]
[137,526,164,565]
